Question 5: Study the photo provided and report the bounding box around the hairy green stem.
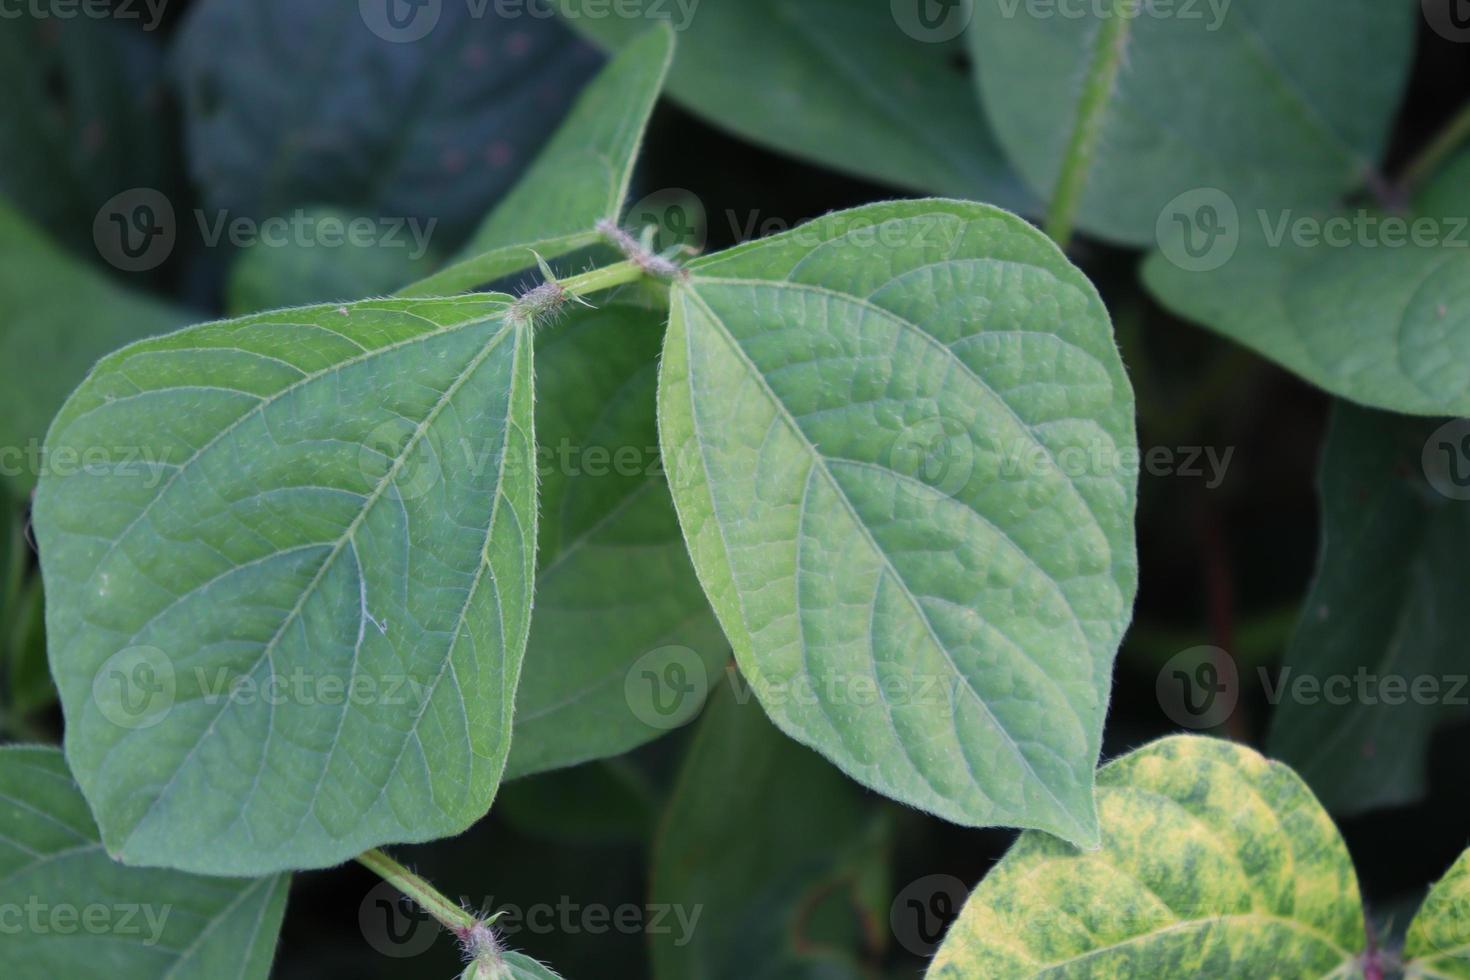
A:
[557,259,646,298]
[356,848,476,934]
[1399,97,1470,194]
[1045,7,1131,248]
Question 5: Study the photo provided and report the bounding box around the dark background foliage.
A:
[3,2,1469,976]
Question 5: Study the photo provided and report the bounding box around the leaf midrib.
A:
[1024,912,1356,974]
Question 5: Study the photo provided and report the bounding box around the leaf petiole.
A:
[356,847,476,934]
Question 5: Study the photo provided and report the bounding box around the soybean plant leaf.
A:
[556,0,1032,209]
[226,206,439,315]
[971,0,1414,245]
[1267,404,1470,816]
[33,293,538,876]
[0,15,178,258]
[497,952,566,979]
[506,304,725,780]
[659,199,1137,844]
[650,680,889,979]
[403,26,675,298]
[1405,849,1470,978]
[1144,151,1470,415]
[173,0,599,245]
[928,736,1365,978]
[0,201,189,493]
[0,745,290,979]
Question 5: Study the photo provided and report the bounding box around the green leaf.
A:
[0,200,189,493]
[1405,849,1470,978]
[658,199,1137,844]
[225,206,439,315]
[1266,404,1470,816]
[971,0,1414,244]
[0,15,179,258]
[556,0,1032,210]
[403,26,675,298]
[33,293,538,876]
[0,745,290,979]
[173,0,599,244]
[491,952,566,980]
[507,303,725,779]
[928,736,1365,978]
[650,679,889,979]
[1143,150,1470,415]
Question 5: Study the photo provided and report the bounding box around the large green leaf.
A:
[650,679,888,979]
[506,304,725,780]
[1143,151,1470,415]
[928,736,1365,978]
[971,0,1414,244]
[0,745,290,979]
[1405,849,1470,978]
[658,199,1138,843]
[403,26,674,298]
[0,15,178,258]
[1267,404,1470,816]
[172,0,599,245]
[0,201,188,494]
[556,0,1032,210]
[33,294,538,876]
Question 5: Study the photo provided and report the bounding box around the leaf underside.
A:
[658,199,1137,843]
[35,294,537,876]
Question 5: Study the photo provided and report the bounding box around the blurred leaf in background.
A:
[0,13,180,262]
[225,205,439,314]
[651,678,890,979]
[173,0,602,248]
[557,0,1033,210]
[1267,404,1470,816]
